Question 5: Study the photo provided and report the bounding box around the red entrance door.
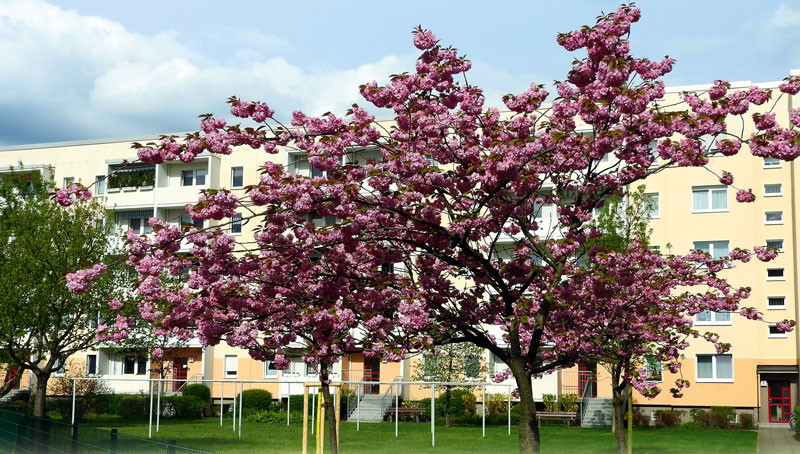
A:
[768,381,791,423]
[578,364,597,398]
[174,359,188,392]
[4,368,19,390]
[363,358,380,395]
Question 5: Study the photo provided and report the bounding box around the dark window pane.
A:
[232,167,243,187]
[182,170,193,186]
[123,356,135,374]
[196,169,206,186]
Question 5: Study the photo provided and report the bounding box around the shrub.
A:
[709,406,735,429]
[174,395,204,419]
[557,394,578,412]
[238,389,273,411]
[289,394,306,412]
[182,384,211,403]
[542,394,557,412]
[689,408,710,426]
[795,406,800,436]
[739,413,755,429]
[681,421,708,430]
[485,393,507,416]
[655,410,681,428]
[119,396,149,419]
[461,392,476,416]
[246,410,303,424]
[631,410,650,428]
[49,370,111,421]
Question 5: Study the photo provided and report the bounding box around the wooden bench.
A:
[386,407,425,422]
[536,411,577,426]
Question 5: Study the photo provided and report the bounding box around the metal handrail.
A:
[380,376,403,416]
[579,374,593,423]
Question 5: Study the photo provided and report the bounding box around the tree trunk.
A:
[445,386,451,428]
[319,362,338,454]
[611,384,627,454]
[32,369,50,418]
[509,357,540,454]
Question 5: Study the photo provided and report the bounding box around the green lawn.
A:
[85,417,758,454]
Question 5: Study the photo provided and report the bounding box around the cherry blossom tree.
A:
[59,5,800,453]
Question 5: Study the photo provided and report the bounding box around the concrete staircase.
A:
[0,388,27,402]
[581,398,612,428]
[347,395,395,423]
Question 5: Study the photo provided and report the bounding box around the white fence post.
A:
[232,382,237,431]
[311,389,316,435]
[148,379,154,439]
[431,384,435,447]
[507,386,511,435]
[287,382,291,426]
[238,381,243,440]
[156,380,162,432]
[394,383,399,437]
[482,385,486,438]
[220,382,224,427]
[70,379,76,425]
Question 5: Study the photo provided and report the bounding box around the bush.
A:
[631,410,650,428]
[119,396,149,419]
[182,384,211,403]
[681,421,708,430]
[49,370,111,421]
[557,394,578,412]
[689,408,710,427]
[174,395,204,419]
[461,392,476,416]
[739,413,755,430]
[289,394,306,412]
[246,410,303,424]
[238,389,273,411]
[709,406,735,429]
[485,393,507,416]
[542,394,557,412]
[655,410,681,428]
[795,406,800,436]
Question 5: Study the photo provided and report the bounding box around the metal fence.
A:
[0,409,213,454]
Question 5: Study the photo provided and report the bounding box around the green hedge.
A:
[238,389,273,411]
[117,395,205,419]
[182,384,211,403]
[795,406,800,436]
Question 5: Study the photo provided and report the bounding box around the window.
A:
[693,240,729,260]
[230,213,242,234]
[696,354,733,382]
[768,296,786,309]
[179,215,204,230]
[767,268,785,281]
[764,184,782,197]
[692,186,727,212]
[264,361,278,378]
[600,153,610,163]
[645,356,662,382]
[63,177,74,188]
[96,176,106,195]
[699,134,719,154]
[224,355,238,378]
[648,140,659,164]
[763,157,782,168]
[86,354,98,375]
[182,169,207,186]
[765,211,783,224]
[231,167,244,188]
[644,193,659,218]
[122,355,147,375]
[696,310,731,325]
[650,245,661,255]
[129,218,153,235]
[769,325,788,338]
[766,239,784,252]
[650,411,658,421]
[54,359,67,377]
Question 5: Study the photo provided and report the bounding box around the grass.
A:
[84,416,758,454]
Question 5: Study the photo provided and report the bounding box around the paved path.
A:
[758,426,800,453]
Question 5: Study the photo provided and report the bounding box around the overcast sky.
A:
[1,0,798,146]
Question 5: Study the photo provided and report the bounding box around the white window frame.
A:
[695,310,732,326]
[766,239,784,252]
[767,268,785,281]
[763,157,782,168]
[645,356,663,383]
[768,324,788,339]
[224,355,238,379]
[95,176,106,196]
[765,211,783,225]
[263,360,278,378]
[85,354,98,376]
[693,240,729,260]
[230,213,243,235]
[181,169,207,187]
[767,296,786,310]
[53,359,67,377]
[231,166,244,188]
[129,218,153,235]
[763,183,782,197]
[691,186,728,213]
[645,192,660,218]
[121,354,147,376]
[695,354,734,383]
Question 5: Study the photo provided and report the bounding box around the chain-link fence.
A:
[0,408,213,454]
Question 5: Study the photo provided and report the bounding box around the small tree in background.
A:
[412,343,484,427]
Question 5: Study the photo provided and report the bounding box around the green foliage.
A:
[289,394,305,412]
[542,394,557,412]
[557,394,578,412]
[795,406,800,436]
[412,344,485,384]
[119,396,149,419]
[706,406,735,429]
[484,393,507,416]
[246,410,303,424]
[739,413,754,430]
[49,371,111,421]
[461,392,476,416]
[107,170,155,189]
[238,389,273,411]
[182,384,211,403]
[655,410,682,428]
[585,184,654,252]
[174,395,204,419]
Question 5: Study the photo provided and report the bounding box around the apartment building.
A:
[0,73,797,424]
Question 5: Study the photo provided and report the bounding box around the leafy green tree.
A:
[412,343,484,427]
[0,169,127,417]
